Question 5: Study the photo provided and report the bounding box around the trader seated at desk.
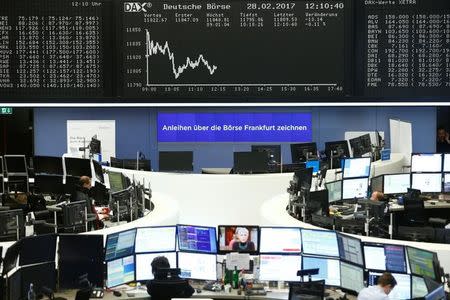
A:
[147,256,194,300]
[358,272,397,300]
[74,176,107,228]
[370,191,385,202]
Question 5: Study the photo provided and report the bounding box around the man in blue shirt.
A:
[358,273,397,300]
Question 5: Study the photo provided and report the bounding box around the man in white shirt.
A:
[358,272,397,300]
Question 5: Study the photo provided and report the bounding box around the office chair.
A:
[147,278,194,300]
[402,189,447,228]
[288,280,325,300]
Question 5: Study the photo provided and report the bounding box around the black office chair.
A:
[147,278,194,300]
[402,188,447,228]
[288,280,325,300]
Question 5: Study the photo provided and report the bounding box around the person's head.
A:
[437,127,447,142]
[79,176,92,189]
[235,227,249,243]
[151,256,170,278]
[377,272,397,295]
[370,191,384,202]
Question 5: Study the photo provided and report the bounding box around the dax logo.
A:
[124,2,152,12]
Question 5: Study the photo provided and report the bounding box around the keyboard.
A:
[245,289,267,296]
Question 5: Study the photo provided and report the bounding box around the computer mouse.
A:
[113,290,122,297]
[196,289,202,293]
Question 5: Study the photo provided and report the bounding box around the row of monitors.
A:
[104,226,441,282]
[411,153,450,173]
[106,251,439,300]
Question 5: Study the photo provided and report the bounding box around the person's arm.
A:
[184,281,195,297]
[146,281,153,296]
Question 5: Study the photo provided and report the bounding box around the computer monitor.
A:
[233,152,269,173]
[337,233,364,267]
[89,137,101,154]
[64,157,92,177]
[19,234,57,266]
[92,160,104,183]
[411,154,443,173]
[411,173,442,193]
[136,252,177,281]
[105,229,136,261]
[412,275,428,299]
[349,134,372,158]
[259,227,301,254]
[4,155,27,175]
[8,262,57,300]
[342,157,371,179]
[58,234,104,288]
[307,190,329,217]
[425,286,446,300]
[290,142,317,163]
[406,246,438,280]
[106,255,135,288]
[340,262,365,293]
[135,226,177,253]
[259,254,301,281]
[178,252,216,280]
[0,209,24,241]
[444,173,450,193]
[110,157,123,168]
[443,153,450,172]
[363,244,386,271]
[306,160,320,174]
[326,180,342,203]
[368,272,411,300]
[384,174,410,195]
[342,178,369,200]
[302,256,340,286]
[294,167,314,191]
[177,225,217,254]
[33,156,63,175]
[385,244,407,273]
[159,151,193,172]
[251,145,281,164]
[371,175,383,193]
[301,229,339,257]
[108,171,127,192]
[218,225,259,254]
[325,140,350,169]
[34,175,65,195]
[60,200,87,228]
[122,159,151,171]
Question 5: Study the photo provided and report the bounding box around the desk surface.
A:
[389,199,450,212]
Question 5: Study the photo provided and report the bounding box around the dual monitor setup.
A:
[103,224,443,300]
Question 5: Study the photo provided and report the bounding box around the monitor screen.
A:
[135,252,177,281]
[385,245,407,273]
[412,276,428,299]
[19,234,57,266]
[33,156,63,175]
[302,257,340,286]
[364,245,386,271]
[306,160,320,174]
[135,226,177,253]
[443,173,450,193]
[105,229,136,261]
[159,151,193,172]
[64,157,92,177]
[259,254,301,282]
[290,143,317,163]
[251,145,281,164]
[177,225,217,254]
[233,152,269,173]
[301,229,339,257]
[340,262,365,293]
[337,233,364,266]
[411,173,442,193]
[326,180,342,203]
[406,247,437,280]
[411,154,442,173]
[444,154,450,172]
[368,272,411,300]
[259,227,301,254]
[92,160,104,183]
[384,174,410,195]
[106,256,135,288]
[371,175,383,193]
[5,156,27,174]
[0,209,24,241]
[325,140,350,167]
[178,252,216,280]
[108,171,126,192]
[343,157,371,179]
[342,178,369,200]
[425,286,446,300]
[349,134,372,158]
[218,225,259,254]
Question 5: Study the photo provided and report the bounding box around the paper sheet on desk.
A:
[226,253,250,270]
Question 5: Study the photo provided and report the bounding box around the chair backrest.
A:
[149,278,193,300]
[403,188,425,224]
[75,287,92,300]
[288,280,325,300]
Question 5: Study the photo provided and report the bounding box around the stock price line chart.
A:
[121,0,352,100]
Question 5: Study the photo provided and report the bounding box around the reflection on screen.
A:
[443,174,450,193]
[135,252,177,281]
[384,174,410,195]
[135,227,176,253]
[385,245,407,273]
[302,257,340,286]
[178,252,217,280]
[343,158,371,179]
[106,256,135,288]
[412,276,428,299]
[302,229,339,257]
[364,246,386,271]
[444,154,450,172]
[326,180,342,203]
[411,173,442,193]
[177,225,217,254]
[259,255,301,281]
[105,229,136,261]
[342,178,369,199]
[337,234,364,266]
[340,262,365,293]
[369,272,411,300]
[259,227,301,253]
[407,247,436,280]
[411,154,442,173]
